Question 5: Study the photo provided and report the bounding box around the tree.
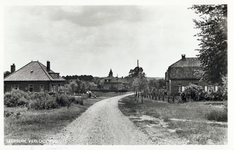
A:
[129,66,144,78]
[132,73,148,103]
[190,5,227,84]
[4,71,11,78]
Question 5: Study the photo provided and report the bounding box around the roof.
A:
[170,57,201,68]
[4,61,65,81]
[167,57,203,79]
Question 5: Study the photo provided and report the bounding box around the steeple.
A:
[108,69,113,77]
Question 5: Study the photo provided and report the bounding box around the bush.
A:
[56,94,69,107]
[4,90,85,110]
[45,99,59,109]
[17,97,29,106]
[181,84,205,101]
[206,108,227,122]
[4,90,29,107]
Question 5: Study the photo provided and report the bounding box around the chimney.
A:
[181,54,186,61]
[47,61,50,71]
[137,60,139,67]
[11,63,15,73]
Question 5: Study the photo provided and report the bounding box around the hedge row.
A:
[180,84,227,102]
[4,90,84,110]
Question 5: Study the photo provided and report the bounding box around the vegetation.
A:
[4,92,124,145]
[190,5,227,84]
[4,71,11,78]
[4,90,84,110]
[180,83,227,102]
[118,95,227,144]
[65,79,91,94]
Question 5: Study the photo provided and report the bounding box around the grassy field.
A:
[4,92,124,145]
[118,95,227,145]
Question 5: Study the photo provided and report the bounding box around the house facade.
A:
[4,61,66,93]
[165,54,218,95]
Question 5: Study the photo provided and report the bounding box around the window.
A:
[178,84,182,93]
[205,86,208,92]
[182,86,185,92]
[208,86,214,93]
[11,84,19,90]
[40,84,44,92]
[29,84,34,92]
[215,86,218,92]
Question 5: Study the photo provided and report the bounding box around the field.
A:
[4,92,123,145]
[118,95,227,145]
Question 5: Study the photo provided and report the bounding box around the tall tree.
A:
[132,72,148,103]
[4,71,11,78]
[190,5,227,84]
[129,66,144,78]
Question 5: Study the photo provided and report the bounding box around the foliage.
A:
[148,78,165,90]
[180,84,205,101]
[221,76,227,100]
[132,74,148,92]
[128,66,144,78]
[190,5,227,84]
[65,79,91,94]
[4,90,84,110]
[4,71,11,78]
[4,90,30,107]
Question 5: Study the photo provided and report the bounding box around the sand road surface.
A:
[48,93,152,145]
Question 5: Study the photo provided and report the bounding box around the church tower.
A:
[108,69,113,77]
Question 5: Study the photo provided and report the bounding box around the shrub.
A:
[4,90,85,110]
[45,99,59,109]
[4,90,29,107]
[180,84,205,101]
[73,97,83,105]
[56,94,69,107]
[206,108,227,122]
[17,97,29,106]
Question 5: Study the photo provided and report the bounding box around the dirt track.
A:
[48,93,152,145]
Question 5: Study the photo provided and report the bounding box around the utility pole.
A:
[117,74,119,93]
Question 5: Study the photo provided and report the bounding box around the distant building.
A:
[165,54,218,95]
[4,61,66,93]
[102,69,129,91]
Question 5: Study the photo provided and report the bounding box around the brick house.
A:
[165,54,218,95]
[4,61,66,93]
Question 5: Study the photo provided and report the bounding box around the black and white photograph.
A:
[1,0,233,149]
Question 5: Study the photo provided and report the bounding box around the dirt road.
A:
[48,93,152,145]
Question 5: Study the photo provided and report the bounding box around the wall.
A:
[4,81,65,93]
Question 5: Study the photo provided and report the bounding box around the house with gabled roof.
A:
[101,69,129,91]
[165,54,218,95]
[4,61,65,93]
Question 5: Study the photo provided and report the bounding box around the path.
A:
[47,93,153,145]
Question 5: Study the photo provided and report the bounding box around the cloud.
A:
[27,6,147,27]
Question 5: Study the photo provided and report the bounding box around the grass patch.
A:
[5,92,125,145]
[118,95,227,145]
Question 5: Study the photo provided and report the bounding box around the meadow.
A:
[118,95,227,145]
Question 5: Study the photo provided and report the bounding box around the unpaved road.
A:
[48,93,153,145]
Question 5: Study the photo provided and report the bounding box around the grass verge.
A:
[4,92,124,145]
[118,95,227,145]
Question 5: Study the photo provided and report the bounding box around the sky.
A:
[3,4,203,77]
